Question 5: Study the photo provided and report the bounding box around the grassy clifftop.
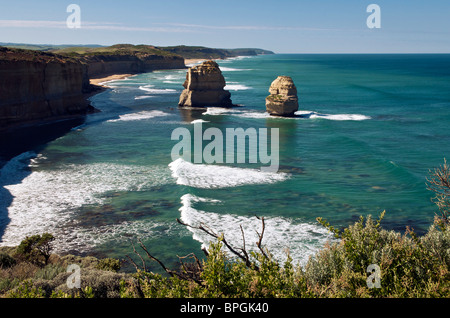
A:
[52,44,180,58]
[158,45,274,59]
[1,43,275,60]
[0,46,81,63]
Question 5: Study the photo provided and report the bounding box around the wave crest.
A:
[179,194,333,265]
[169,158,289,189]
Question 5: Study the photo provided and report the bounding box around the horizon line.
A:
[1,43,449,55]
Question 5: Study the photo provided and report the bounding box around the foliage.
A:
[6,280,46,298]
[16,233,55,266]
[0,253,16,269]
[308,212,449,297]
[427,158,450,224]
[95,258,121,272]
[33,264,65,281]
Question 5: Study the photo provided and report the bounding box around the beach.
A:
[89,74,135,86]
[184,58,207,65]
[88,60,204,87]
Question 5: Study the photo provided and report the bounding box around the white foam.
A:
[202,107,239,116]
[179,194,333,265]
[0,152,172,249]
[237,111,271,119]
[190,119,210,124]
[107,110,169,122]
[169,158,289,189]
[138,85,177,94]
[295,110,371,121]
[202,108,270,119]
[220,67,252,72]
[134,95,154,100]
[224,84,252,91]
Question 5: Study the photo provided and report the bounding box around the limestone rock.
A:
[0,47,91,130]
[265,76,299,117]
[178,60,232,107]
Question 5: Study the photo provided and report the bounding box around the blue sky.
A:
[0,0,449,53]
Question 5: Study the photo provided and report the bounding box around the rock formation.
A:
[0,45,186,130]
[265,76,299,117]
[178,60,232,107]
[0,47,91,130]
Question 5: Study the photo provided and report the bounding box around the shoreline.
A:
[184,58,207,66]
[89,74,135,86]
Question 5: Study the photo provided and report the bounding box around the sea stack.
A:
[178,60,232,107]
[265,76,299,117]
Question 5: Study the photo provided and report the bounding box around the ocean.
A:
[1,54,449,271]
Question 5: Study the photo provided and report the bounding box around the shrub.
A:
[0,253,16,269]
[427,158,450,224]
[34,264,65,280]
[96,258,121,272]
[308,212,450,297]
[16,233,55,266]
[6,280,46,298]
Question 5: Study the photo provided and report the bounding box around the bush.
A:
[16,233,55,266]
[96,258,121,272]
[120,240,310,298]
[0,253,16,269]
[308,212,450,297]
[34,264,65,280]
[6,280,46,298]
[119,212,450,299]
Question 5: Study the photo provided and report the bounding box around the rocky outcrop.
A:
[0,47,92,130]
[265,76,299,117]
[178,60,232,107]
[82,54,185,79]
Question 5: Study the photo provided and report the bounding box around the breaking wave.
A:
[169,158,289,189]
[179,194,333,265]
[107,110,170,122]
[0,152,172,250]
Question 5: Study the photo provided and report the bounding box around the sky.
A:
[0,0,449,53]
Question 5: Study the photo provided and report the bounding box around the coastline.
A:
[89,74,135,86]
[184,58,207,66]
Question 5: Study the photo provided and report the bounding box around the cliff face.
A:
[178,60,232,107]
[0,47,91,130]
[81,54,185,78]
[265,76,299,117]
[0,46,186,130]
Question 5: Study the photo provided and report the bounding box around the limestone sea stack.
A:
[265,76,299,117]
[178,60,232,107]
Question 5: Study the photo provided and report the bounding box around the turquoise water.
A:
[1,54,450,270]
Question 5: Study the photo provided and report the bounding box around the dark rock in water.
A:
[265,76,299,117]
[178,60,233,107]
[277,165,305,174]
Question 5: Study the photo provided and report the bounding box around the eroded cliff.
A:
[0,47,91,130]
[81,53,185,78]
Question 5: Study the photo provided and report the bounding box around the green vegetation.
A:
[154,45,273,59]
[16,233,55,266]
[1,160,449,298]
[266,94,284,102]
[52,44,180,58]
[0,43,103,52]
[0,43,274,60]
